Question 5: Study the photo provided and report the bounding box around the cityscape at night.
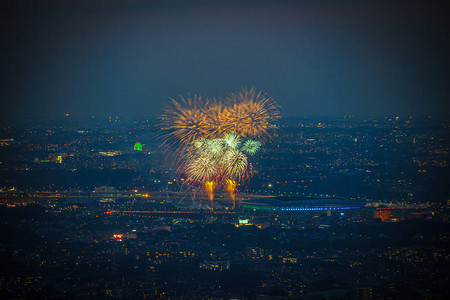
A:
[1,115,448,298]
[1,0,449,299]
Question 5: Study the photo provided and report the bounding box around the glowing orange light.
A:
[112,234,123,240]
[204,181,216,208]
[225,179,237,209]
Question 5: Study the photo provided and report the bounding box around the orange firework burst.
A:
[225,88,281,139]
[159,88,281,153]
[159,95,210,151]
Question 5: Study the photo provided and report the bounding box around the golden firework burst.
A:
[159,88,281,153]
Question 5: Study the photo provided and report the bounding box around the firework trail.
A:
[225,179,237,209]
[204,181,216,209]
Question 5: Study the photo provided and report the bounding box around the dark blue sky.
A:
[2,0,449,120]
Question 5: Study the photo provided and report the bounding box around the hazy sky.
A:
[1,0,449,120]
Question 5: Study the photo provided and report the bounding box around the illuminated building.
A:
[199,260,230,271]
[110,233,137,241]
[237,218,269,229]
[134,142,143,151]
[93,186,116,193]
[237,218,251,226]
[246,246,266,260]
[99,150,121,157]
[0,138,14,147]
[373,210,392,221]
[112,234,124,241]
[282,257,298,264]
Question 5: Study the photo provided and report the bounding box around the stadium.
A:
[241,196,364,212]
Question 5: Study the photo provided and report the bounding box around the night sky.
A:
[1,0,449,120]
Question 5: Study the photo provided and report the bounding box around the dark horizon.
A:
[0,114,447,128]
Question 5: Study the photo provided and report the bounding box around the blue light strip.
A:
[274,205,362,211]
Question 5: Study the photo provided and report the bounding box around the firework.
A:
[178,135,251,207]
[223,148,248,181]
[184,156,216,185]
[159,88,281,153]
[205,98,232,138]
[223,132,241,149]
[203,138,224,156]
[241,140,261,155]
[225,88,281,139]
[160,88,281,209]
[159,95,209,151]
[182,135,251,183]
